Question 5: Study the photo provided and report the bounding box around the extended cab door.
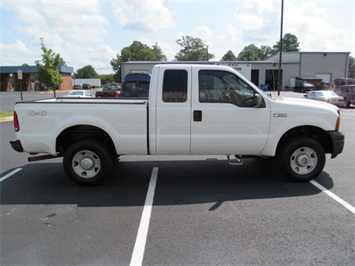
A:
[190,67,271,155]
[153,66,192,154]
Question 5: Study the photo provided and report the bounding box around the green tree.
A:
[36,42,63,97]
[121,41,156,61]
[236,44,264,61]
[110,53,122,83]
[99,74,115,85]
[111,41,167,82]
[152,42,167,61]
[348,55,355,78]
[221,50,237,61]
[74,65,99,78]
[273,33,300,53]
[175,35,214,61]
[260,45,275,59]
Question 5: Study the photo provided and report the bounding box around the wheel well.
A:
[56,125,116,156]
[276,126,332,157]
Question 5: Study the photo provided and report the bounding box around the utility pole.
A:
[278,0,284,96]
[17,70,23,101]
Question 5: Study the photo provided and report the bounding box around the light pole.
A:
[17,70,23,101]
[278,0,284,96]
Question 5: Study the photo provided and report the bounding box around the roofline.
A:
[0,65,73,74]
[122,61,299,66]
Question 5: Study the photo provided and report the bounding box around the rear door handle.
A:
[193,110,202,122]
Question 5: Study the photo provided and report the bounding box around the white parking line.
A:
[310,180,355,214]
[0,168,23,183]
[130,167,158,266]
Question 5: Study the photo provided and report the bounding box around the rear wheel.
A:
[278,138,325,182]
[63,140,113,185]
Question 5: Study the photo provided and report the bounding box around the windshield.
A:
[68,91,83,95]
[103,84,121,91]
[320,91,337,97]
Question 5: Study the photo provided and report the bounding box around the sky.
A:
[1,0,354,74]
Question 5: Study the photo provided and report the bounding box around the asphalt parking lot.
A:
[1,91,354,265]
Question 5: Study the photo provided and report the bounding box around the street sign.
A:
[17,70,23,80]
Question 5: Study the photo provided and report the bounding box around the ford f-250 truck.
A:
[10,64,344,185]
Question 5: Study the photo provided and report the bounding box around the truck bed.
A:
[14,98,149,155]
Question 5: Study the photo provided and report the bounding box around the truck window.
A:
[162,70,188,102]
[199,70,261,107]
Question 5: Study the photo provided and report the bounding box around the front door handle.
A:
[193,110,202,122]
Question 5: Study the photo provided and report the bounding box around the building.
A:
[0,65,73,91]
[121,51,350,91]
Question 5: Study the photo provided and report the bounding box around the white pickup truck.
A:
[10,64,344,185]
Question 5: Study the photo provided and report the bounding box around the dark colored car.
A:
[95,83,122,98]
[121,73,151,98]
[333,84,355,107]
[82,83,92,90]
[293,83,315,93]
[72,85,82,90]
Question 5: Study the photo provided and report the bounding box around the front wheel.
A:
[344,98,351,108]
[63,140,113,185]
[278,138,325,182]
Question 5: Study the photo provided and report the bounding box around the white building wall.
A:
[121,52,350,89]
[121,62,155,80]
[300,52,349,80]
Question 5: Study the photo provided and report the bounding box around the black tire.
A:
[278,137,325,182]
[345,98,351,108]
[63,140,113,185]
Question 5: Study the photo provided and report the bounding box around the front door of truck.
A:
[190,69,271,155]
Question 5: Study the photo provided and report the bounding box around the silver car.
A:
[304,90,345,107]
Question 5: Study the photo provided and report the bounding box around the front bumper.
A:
[10,140,24,153]
[327,131,344,158]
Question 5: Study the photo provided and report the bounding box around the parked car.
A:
[95,83,122,98]
[293,83,315,93]
[82,83,92,90]
[72,85,82,90]
[96,73,151,98]
[333,85,355,107]
[63,91,94,98]
[304,90,345,107]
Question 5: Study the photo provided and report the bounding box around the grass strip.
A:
[0,111,14,121]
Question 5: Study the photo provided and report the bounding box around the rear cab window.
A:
[162,70,188,102]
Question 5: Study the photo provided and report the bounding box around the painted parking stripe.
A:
[0,168,23,183]
[310,180,355,214]
[130,167,158,266]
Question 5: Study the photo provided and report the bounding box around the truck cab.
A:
[148,65,269,156]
